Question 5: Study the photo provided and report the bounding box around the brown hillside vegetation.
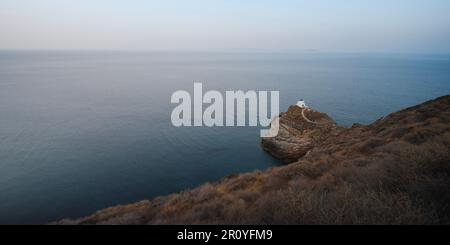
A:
[56,95,450,225]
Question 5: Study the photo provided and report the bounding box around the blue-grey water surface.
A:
[0,51,449,224]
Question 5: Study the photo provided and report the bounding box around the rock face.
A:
[261,105,340,163]
[55,95,450,225]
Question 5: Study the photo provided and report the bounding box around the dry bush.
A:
[244,184,440,225]
[296,159,333,179]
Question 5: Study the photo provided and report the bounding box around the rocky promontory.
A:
[55,95,450,225]
[261,105,339,163]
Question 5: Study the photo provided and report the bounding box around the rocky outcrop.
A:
[55,95,450,225]
[261,106,340,163]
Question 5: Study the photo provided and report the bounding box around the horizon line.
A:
[0,49,449,56]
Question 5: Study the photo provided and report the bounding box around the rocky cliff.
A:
[261,106,339,163]
[56,95,450,225]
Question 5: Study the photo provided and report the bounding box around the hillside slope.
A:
[56,95,450,225]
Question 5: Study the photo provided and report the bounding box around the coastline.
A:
[55,95,450,225]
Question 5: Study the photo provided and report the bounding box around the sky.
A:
[1,0,450,53]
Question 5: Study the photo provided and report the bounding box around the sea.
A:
[0,51,449,224]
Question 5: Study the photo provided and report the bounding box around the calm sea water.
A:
[0,51,449,224]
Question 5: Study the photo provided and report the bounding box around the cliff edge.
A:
[261,106,340,163]
[56,95,450,225]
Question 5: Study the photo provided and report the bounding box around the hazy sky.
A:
[1,0,450,52]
